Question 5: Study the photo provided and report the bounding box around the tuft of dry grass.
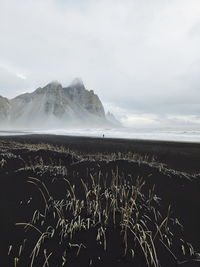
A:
[10,171,195,267]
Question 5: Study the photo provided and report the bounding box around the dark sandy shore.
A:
[2,134,200,172]
[0,134,200,267]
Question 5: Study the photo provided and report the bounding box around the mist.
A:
[1,0,200,128]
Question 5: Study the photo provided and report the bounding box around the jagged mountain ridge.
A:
[106,111,121,126]
[0,79,115,129]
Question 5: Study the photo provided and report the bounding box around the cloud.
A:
[0,66,30,97]
[0,0,200,126]
[16,73,27,80]
[121,114,160,127]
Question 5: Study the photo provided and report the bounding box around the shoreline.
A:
[1,127,200,142]
[1,134,200,173]
[2,131,200,143]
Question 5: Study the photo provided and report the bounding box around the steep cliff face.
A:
[0,79,109,129]
[63,78,105,118]
[0,96,10,122]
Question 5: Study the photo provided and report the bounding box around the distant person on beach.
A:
[103,134,104,138]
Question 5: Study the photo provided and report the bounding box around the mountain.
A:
[106,111,121,126]
[0,96,10,122]
[0,79,117,129]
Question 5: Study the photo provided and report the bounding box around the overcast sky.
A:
[1,0,200,128]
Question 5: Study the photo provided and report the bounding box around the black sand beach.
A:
[1,134,200,267]
[3,134,200,172]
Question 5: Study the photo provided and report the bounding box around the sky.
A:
[1,0,200,128]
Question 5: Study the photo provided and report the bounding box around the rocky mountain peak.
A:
[70,78,85,89]
[0,79,119,129]
[42,81,63,93]
[33,81,62,94]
